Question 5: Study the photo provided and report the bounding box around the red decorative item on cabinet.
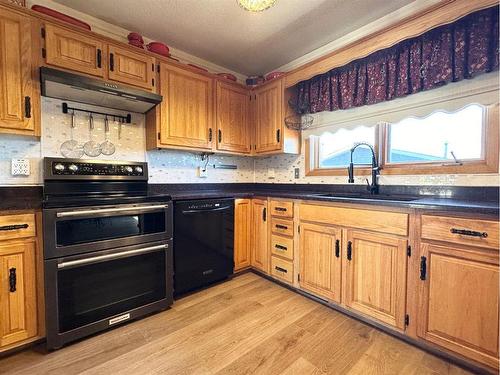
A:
[31,5,92,30]
[146,42,170,57]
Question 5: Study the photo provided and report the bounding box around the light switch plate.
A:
[11,158,30,176]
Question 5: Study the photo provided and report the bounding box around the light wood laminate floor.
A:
[0,273,472,375]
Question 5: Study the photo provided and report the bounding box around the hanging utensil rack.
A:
[61,102,132,123]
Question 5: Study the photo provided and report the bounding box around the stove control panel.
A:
[48,160,146,178]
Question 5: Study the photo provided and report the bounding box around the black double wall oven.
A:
[42,158,173,349]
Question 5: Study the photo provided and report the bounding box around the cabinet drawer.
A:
[270,200,293,218]
[271,234,293,260]
[0,214,35,241]
[271,256,293,284]
[271,218,293,237]
[300,203,408,236]
[421,215,499,250]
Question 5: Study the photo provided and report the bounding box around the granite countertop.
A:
[1,184,498,216]
[167,190,499,216]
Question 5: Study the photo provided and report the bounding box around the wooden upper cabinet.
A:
[216,81,250,154]
[254,79,283,153]
[0,239,37,348]
[234,199,252,271]
[344,229,407,330]
[0,8,36,135]
[108,45,155,90]
[157,63,213,150]
[418,243,499,370]
[299,222,342,303]
[251,199,269,274]
[44,24,105,77]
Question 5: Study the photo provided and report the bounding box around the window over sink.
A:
[306,76,499,177]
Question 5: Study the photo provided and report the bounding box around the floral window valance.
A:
[294,5,499,114]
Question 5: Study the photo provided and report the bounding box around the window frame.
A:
[306,104,499,176]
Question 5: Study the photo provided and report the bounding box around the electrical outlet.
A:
[11,158,30,176]
[267,168,275,179]
[197,166,208,178]
[294,168,300,179]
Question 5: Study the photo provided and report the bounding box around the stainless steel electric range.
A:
[42,157,173,350]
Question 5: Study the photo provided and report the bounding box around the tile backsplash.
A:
[0,97,254,185]
[0,97,498,186]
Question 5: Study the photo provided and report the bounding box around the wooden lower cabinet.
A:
[417,243,499,369]
[344,229,408,329]
[250,199,269,274]
[299,222,342,303]
[234,199,251,271]
[0,239,37,348]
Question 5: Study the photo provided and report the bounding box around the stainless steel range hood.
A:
[40,67,162,113]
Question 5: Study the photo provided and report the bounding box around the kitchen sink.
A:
[311,193,420,202]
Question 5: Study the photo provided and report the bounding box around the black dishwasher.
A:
[173,199,234,296]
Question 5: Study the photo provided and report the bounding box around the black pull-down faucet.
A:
[347,142,380,195]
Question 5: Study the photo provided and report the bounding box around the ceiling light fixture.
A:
[237,0,277,12]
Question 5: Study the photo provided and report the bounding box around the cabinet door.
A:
[299,222,342,302]
[108,45,155,90]
[234,199,251,271]
[254,79,282,153]
[0,9,35,134]
[216,81,250,153]
[158,63,213,150]
[0,239,37,348]
[417,243,499,369]
[344,230,407,329]
[250,199,269,274]
[44,24,105,77]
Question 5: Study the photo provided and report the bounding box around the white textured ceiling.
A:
[52,0,415,76]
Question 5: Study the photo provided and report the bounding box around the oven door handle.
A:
[57,244,168,269]
[56,204,169,218]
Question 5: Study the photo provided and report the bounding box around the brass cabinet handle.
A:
[335,239,340,258]
[275,207,287,212]
[275,244,287,251]
[275,224,288,230]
